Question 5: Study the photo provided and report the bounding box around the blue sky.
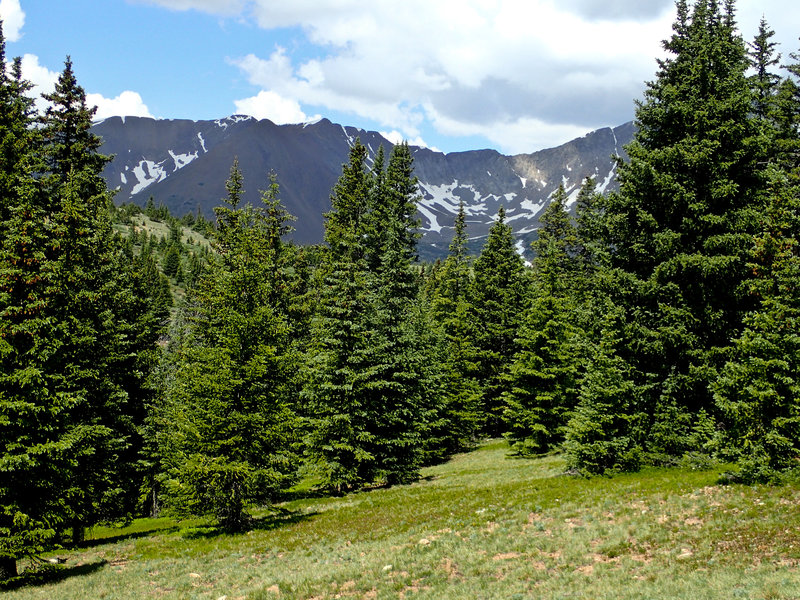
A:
[2,0,798,154]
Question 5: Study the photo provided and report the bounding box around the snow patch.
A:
[520,198,545,215]
[566,187,581,207]
[514,238,529,260]
[131,159,168,195]
[120,172,127,185]
[519,176,527,188]
[169,149,199,172]
[597,162,617,194]
[418,206,442,233]
[197,132,207,153]
[215,115,253,130]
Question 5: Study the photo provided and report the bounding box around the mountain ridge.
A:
[93,115,634,257]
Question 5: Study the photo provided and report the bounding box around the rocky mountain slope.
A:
[93,115,633,257]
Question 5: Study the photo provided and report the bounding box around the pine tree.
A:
[425,202,482,458]
[599,0,764,464]
[471,206,528,435]
[712,171,800,482]
[160,162,300,530]
[503,186,583,455]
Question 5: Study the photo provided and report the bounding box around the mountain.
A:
[92,115,633,258]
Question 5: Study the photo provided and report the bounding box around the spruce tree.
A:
[471,206,528,435]
[503,186,583,455]
[564,309,642,475]
[0,34,63,576]
[304,139,429,490]
[597,0,764,465]
[425,202,482,458]
[1,51,157,575]
[159,162,301,530]
[712,173,800,482]
[303,141,376,492]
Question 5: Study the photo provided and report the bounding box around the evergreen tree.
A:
[713,171,800,482]
[564,309,642,475]
[425,202,482,458]
[471,206,528,435]
[159,162,300,530]
[597,0,765,465]
[304,139,428,490]
[1,52,158,577]
[0,31,62,577]
[748,17,781,123]
[162,243,181,278]
[503,186,583,455]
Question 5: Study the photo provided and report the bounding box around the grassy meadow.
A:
[5,440,800,599]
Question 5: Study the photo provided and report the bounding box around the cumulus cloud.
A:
[18,53,58,112]
[138,0,797,153]
[222,0,675,152]
[17,55,153,120]
[233,89,318,124]
[87,91,154,120]
[0,0,25,41]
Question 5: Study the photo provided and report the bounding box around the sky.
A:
[1,0,798,155]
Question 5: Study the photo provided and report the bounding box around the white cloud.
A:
[18,53,58,112]
[0,0,25,41]
[223,0,675,152]
[378,129,438,152]
[87,91,154,120]
[233,89,318,124]
[18,55,153,121]
[425,106,590,155]
[140,0,800,153]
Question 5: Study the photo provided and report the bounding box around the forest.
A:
[2,0,800,582]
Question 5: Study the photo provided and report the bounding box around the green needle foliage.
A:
[504,186,583,455]
[472,206,529,436]
[157,161,301,531]
[1,45,160,579]
[304,140,430,492]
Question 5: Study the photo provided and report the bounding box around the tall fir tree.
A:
[425,202,482,458]
[503,186,583,455]
[1,51,158,577]
[588,0,765,467]
[471,206,528,435]
[0,29,63,577]
[304,140,429,490]
[158,162,301,530]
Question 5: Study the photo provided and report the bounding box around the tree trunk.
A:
[72,521,85,546]
[0,556,17,581]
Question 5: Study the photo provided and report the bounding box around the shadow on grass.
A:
[1,560,107,592]
[180,508,317,540]
[79,525,181,549]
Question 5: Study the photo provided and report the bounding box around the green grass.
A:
[5,440,800,599]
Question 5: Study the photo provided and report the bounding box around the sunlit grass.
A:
[5,440,800,599]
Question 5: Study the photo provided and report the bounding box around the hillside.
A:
[4,441,799,599]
